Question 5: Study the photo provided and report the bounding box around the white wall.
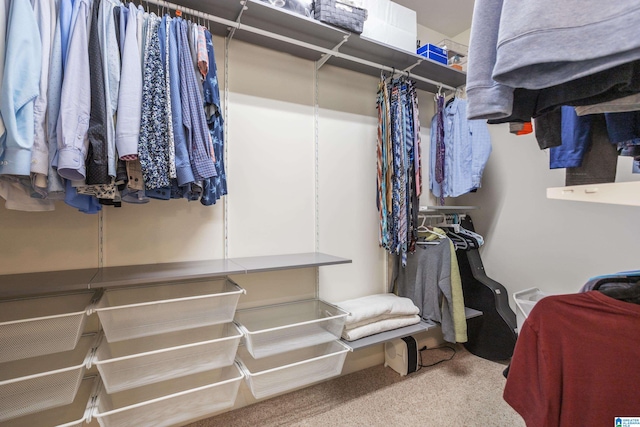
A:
[416,23,447,49]
[457,125,640,301]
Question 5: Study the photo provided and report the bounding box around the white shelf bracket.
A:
[316,34,350,70]
[403,60,422,74]
[228,0,249,41]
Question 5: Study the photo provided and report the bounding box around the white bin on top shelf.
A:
[236,340,350,399]
[0,334,98,422]
[93,278,244,342]
[514,288,548,333]
[0,290,95,363]
[234,299,348,359]
[92,365,243,427]
[2,376,98,427]
[93,323,242,393]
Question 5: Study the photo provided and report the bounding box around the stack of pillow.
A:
[336,293,421,341]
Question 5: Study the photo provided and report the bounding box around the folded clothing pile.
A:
[336,293,420,341]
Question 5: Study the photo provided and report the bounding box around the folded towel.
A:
[341,315,421,341]
[336,293,420,327]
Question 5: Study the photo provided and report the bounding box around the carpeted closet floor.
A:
[185,345,525,427]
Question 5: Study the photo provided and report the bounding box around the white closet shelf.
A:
[343,307,483,350]
[419,206,479,213]
[150,0,466,93]
[0,252,352,299]
[546,181,640,206]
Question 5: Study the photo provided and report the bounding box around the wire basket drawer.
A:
[0,291,95,364]
[236,340,349,399]
[93,365,243,427]
[94,278,244,342]
[0,334,96,422]
[2,375,97,427]
[94,323,242,393]
[514,288,548,333]
[235,299,348,359]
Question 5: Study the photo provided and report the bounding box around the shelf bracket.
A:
[228,0,249,41]
[403,60,422,74]
[316,34,350,70]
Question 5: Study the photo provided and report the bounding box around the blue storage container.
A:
[416,43,448,65]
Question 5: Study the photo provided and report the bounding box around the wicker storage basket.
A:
[314,0,367,33]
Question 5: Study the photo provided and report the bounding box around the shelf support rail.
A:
[228,0,250,41]
[144,0,458,92]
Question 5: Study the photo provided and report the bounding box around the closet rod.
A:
[143,0,458,92]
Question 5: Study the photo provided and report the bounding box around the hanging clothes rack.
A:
[144,0,458,93]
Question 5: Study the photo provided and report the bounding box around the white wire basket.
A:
[93,278,245,342]
[0,291,95,363]
[0,334,98,422]
[236,340,350,399]
[1,375,98,427]
[93,323,242,393]
[234,299,348,359]
[92,365,243,427]
[513,288,548,333]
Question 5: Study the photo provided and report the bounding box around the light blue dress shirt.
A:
[56,0,90,181]
[0,0,42,176]
[169,18,193,187]
[430,98,492,198]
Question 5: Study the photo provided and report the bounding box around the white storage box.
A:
[0,334,97,422]
[0,291,95,363]
[94,278,244,342]
[360,0,417,52]
[2,376,97,427]
[236,340,350,399]
[94,323,242,393]
[234,299,348,359]
[93,365,243,427]
[514,288,548,333]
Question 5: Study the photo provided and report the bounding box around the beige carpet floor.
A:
[185,345,525,427]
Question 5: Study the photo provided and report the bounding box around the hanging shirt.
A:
[0,0,42,176]
[46,0,66,197]
[0,176,54,211]
[177,18,216,182]
[98,0,120,177]
[550,106,593,169]
[444,98,491,197]
[59,0,74,67]
[138,15,170,190]
[168,17,193,189]
[115,2,141,160]
[86,0,109,185]
[32,0,57,188]
[159,15,176,180]
[0,0,9,140]
[431,98,492,198]
[391,240,457,343]
[56,0,90,181]
[200,28,227,206]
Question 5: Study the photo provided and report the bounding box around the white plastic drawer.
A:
[94,278,244,342]
[2,376,97,427]
[93,365,243,427]
[0,334,97,422]
[0,291,95,363]
[236,340,350,399]
[513,288,548,333]
[235,299,348,359]
[94,323,242,393]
